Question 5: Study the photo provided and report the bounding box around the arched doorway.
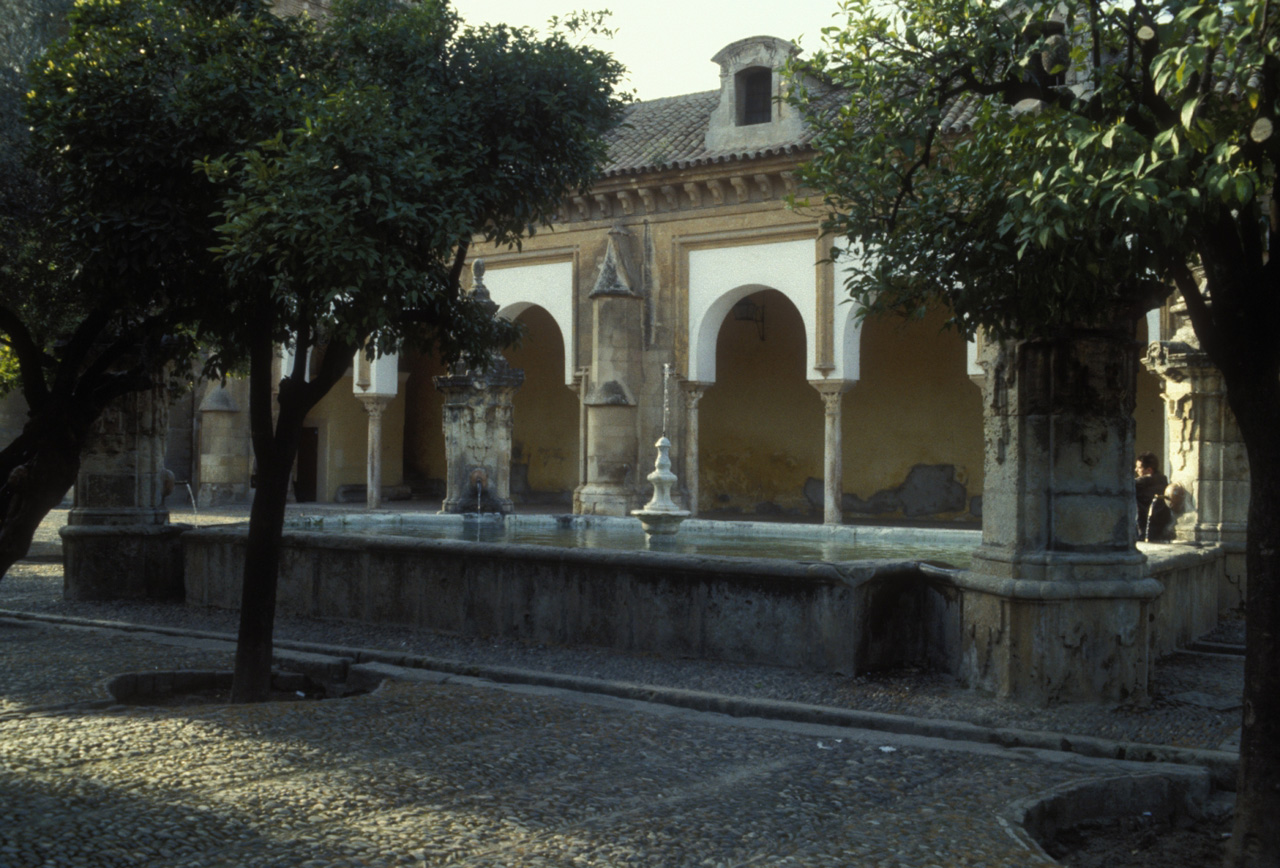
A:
[699,288,819,516]
[1135,315,1165,466]
[503,305,578,506]
[842,308,983,520]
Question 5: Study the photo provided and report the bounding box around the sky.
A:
[451,0,847,101]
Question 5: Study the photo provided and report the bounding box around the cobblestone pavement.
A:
[0,508,1242,868]
[0,617,1205,868]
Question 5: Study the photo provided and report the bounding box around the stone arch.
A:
[688,238,818,384]
[501,304,579,505]
[841,307,984,520]
[699,287,820,515]
[483,260,576,384]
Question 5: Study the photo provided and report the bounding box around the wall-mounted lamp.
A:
[732,298,766,341]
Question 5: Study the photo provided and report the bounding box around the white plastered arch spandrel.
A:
[482,260,576,385]
[689,239,828,384]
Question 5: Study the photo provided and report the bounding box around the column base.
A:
[574,483,637,517]
[60,522,191,601]
[198,482,252,508]
[957,569,1162,703]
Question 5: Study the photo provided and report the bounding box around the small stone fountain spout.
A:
[470,468,488,514]
[631,364,690,539]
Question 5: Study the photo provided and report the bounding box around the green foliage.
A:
[0,345,17,397]
[789,0,1280,341]
[0,0,75,368]
[24,0,313,316]
[198,0,628,372]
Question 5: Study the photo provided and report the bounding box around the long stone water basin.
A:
[183,514,980,674]
[294,513,979,565]
[180,514,1220,677]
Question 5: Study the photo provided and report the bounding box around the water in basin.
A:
[295,514,977,568]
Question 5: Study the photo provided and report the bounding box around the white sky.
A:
[451,0,846,100]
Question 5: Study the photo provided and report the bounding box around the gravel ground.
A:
[0,617,1203,868]
[2,508,1245,754]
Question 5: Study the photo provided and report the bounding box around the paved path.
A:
[0,616,1214,868]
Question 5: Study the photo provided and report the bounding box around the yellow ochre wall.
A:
[504,306,579,500]
[842,308,984,519]
[699,289,822,514]
[305,374,406,502]
[402,351,448,493]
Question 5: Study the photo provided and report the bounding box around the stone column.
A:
[358,395,392,510]
[353,347,399,510]
[195,379,253,507]
[61,382,187,601]
[433,359,524,514]
[810,380,851,525]
[576,225,643,515]
[960,330,1162,703]
[681,382,709,517]
[1144,306,1249,611]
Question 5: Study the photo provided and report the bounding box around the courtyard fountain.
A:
[178,341,1224,692]
[631,363,691,541]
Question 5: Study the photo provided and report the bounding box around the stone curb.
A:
[0,608,1240,789]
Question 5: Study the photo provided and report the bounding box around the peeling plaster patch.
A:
[586,380,633,405]
[837,464,970,518]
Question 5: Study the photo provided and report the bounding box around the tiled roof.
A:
[600,91,818,178]
[597,83,991,178]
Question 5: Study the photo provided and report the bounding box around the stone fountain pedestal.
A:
[631,435,690,538]
[61,384,187,601]
[960,330,1162,703]
[434,358,524,515]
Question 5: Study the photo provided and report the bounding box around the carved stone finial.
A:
[589,225,637,298]
[471,258,490,302]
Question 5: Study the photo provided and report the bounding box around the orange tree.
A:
[790,0,1279,863]
[22,0,626,701]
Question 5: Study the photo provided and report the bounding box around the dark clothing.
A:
[1136,472,1173,541]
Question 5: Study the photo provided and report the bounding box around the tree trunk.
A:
[229,353,304,703]
[229,324,349,703]
[228,438,294,703]
[1223,376,1280,868]
[0,414,85,578]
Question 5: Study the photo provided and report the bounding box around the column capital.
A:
[807,378,854,395]
[356,393,393,417]
[681,380,711,409]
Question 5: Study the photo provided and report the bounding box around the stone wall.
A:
[182,525,1224,685]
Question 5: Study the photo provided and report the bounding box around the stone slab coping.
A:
[274,512,985,548]
[184,524,965,586]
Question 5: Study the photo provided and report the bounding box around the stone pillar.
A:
[358,395,392,510]
[1144,306,1249,611]
[681,382,709,517]
[194,379,253,507]
[433,359,524,514]
[61,382,187,601]
[960,330,1162,703]
[810,380,851,525]
[353,347,399,510]
[576,225,643,516]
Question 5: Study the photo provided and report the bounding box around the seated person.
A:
[1135,451,1173,541]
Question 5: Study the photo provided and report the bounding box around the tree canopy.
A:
[15,0,626,699]
[791,0,1278,348]
[790,1,1279,865]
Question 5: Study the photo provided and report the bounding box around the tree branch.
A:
[0,305,52,409]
